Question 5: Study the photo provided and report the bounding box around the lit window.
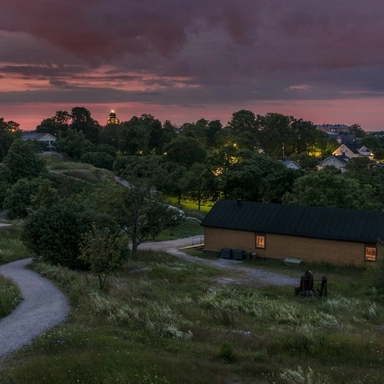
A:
[365,246,377,262]
[255,234,266,249]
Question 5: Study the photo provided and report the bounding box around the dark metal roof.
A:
[201,200,384,244]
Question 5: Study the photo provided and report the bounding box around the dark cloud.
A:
[1,1,384,129]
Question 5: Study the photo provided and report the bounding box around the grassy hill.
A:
[0,249,383,383]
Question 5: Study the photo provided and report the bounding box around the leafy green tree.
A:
[344,157,372,185]
[36,110,70,138]
[348,124,367,139]
[218,110,258,150]
[4,178,59,219]
[119,117,149,155]
[3,139,47,184]
[256,113,318,157]
[157,162,188,205]
[116,185,183,254]
[0,118,22,162]
[184,163,215,210]
[98,122,121,149]
[288,153,319,170]
[56,128,94,159]
[282,168,380,210]
[140,114,166,155]
[95,144,117,158]
[79,225,129,289]
[21,201,95,269]
[204,119,222,149]
[360,133,384,160]
[3,179,36,219]
[70,107,100,144]
[118,155,165,182]
[30,179,60,210]
[215,153,296,203]
[164,137,206,169]
[161,120,178,144]
[227,110,258,135]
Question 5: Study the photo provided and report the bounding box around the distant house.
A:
[201,200,382,265]
[335,133,356,145]
[332,143,373,160]
[317,154,349,172]
[316,124,350,135]
[279,160,301,170]
[21,132,57,149]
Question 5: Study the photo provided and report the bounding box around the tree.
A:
[116,185,183,254]
[70,107,100,144]
[157,162,188,205]
[119,117,149,155]
[3,178,52,220]
[98,122,121,149]
[3,139,47,184]
[56,128,94,159]
[344,157,372,185]
[204,119,222,149]
[163,137,206,169]
[184,163,214,210]
[140,114,166,155]
[0,118,22,162]
[21,201,95,269]
[79,225,129,289]
[30,179,60,210]
[227,110,257,135]
[282,168,380,210]
[255,113,318,157]
[348,124,367,139]
[36,110,70,138]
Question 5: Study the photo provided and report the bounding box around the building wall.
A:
[203,227,369,265]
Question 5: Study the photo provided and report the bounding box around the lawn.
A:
[0,248,383,383]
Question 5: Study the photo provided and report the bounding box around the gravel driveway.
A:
[0,258,69,359]
[140,236,298,286]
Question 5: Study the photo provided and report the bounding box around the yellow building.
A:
[201,200,381,265]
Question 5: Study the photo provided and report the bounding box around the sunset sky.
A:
[1,0,384,131]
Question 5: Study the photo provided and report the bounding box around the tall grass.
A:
[0,225,29,264]
[0,275,22,318]
[1,249,384,383]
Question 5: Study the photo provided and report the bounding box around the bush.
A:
[21,201,94,270]
[80,152,114,170]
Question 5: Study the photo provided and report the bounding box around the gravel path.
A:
[0,258,69,359]
[140,236,298,287]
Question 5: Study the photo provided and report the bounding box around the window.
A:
[255,234,266,249]
[365,245,377,262]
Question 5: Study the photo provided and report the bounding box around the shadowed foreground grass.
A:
[0,249,383,384]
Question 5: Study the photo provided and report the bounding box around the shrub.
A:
[219,342,236,363]
[80,152,114,170]
[21,200,94,269]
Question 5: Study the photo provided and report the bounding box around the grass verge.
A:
[0,275,22,319]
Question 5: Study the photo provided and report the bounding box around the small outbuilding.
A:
[201,200,383,265]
